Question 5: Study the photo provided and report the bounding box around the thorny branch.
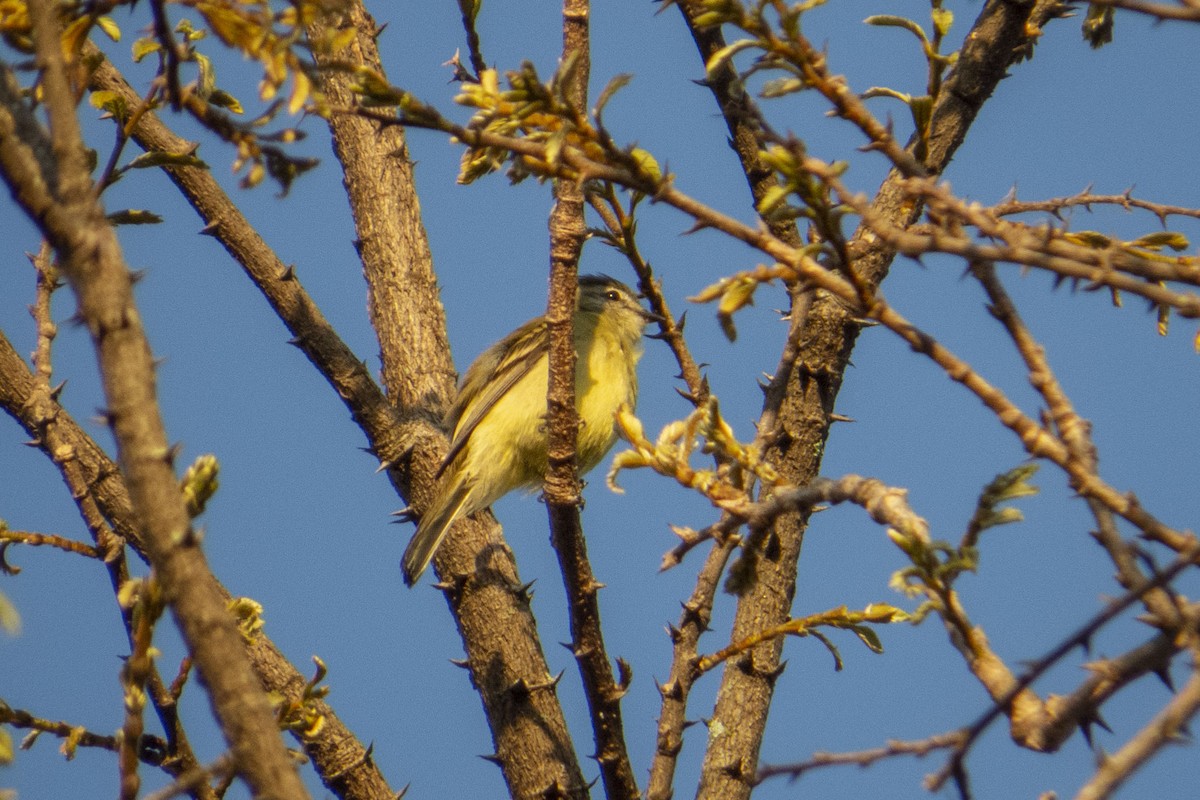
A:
[344,20,1200,789]
[544,4,640,799]
[0,699,168,766]
[755,730,965,784]
[3,1,1199,799]
[3,5,310,795]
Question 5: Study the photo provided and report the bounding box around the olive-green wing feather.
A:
[401,478,473,586]
[438,317,548,477]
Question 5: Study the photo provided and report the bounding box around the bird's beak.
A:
[640,307,667,325]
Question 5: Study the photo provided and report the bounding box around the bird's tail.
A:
[402,478,474,586]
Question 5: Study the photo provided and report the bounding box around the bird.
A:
[401,274,655,586]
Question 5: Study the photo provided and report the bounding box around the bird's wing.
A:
[438,317,548,477]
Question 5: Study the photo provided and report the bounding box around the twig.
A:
[6,11,310,793]
[0,699,167,764]
[0,530,98,562]
[755,730,964,784]
[646,536,738,800]
[586,186,707,406]
[457,0,488,80]
[991,189,1200,224]
[1074,649,1200,800]
[142,751,238,800]
[544,3,640,799]
[926,543,1200,791]
[148,0,182,108]
[970,263,1183,630]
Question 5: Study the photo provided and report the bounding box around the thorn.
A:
[129,269,147,285]
[615,657,633,693]
[679,600,708,631]
[286,336,304,348]
[828,413,855,423]
[1154,666,1176,693]
[390,506,415,524]
[49,379,67,400]
[674,386,698,403]
[375,459,394,474]
[198,220,221,237]
[448,657,471,670]
[763,659,788,687]
[431,571,469,600]
[847,316,879,328]
[278,264,297,281]
[479,752,503,766]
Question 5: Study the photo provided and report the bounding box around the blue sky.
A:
[2,2,1199,799]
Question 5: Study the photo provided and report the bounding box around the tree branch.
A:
[3,5,307,795]
[544,3,640,798]
[303,4,594,796]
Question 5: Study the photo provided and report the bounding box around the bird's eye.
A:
[605,290,620,301]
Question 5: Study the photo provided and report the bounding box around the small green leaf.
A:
[849,625,884,654]
[195,52,215,100]
[704,38,757,80]
[1064,230,1113,249]
[107,209,164,225]
[208,89,243,114]
[126,151,209,170]
[132,36,160,62]
[1129,231,1189,252]
[88,90,127,119]
[594,73,633,120]
[96,16,121,42]
[909,95,934,137]
[757,183,793,215]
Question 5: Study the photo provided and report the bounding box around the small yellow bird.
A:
[402,275,655,585]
